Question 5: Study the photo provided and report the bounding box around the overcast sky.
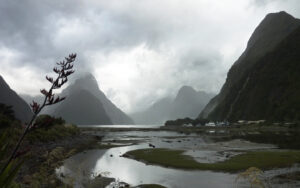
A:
[0,0,299,113]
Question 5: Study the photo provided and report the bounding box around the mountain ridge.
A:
[0,75,33,123]
[199,11,300,121]
[131,85,214,124]
[48,73,134,125]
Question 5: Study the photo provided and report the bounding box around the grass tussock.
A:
[27,124,80,143]
[125,148,300,172]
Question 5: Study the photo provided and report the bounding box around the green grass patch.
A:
[125,148,300,172]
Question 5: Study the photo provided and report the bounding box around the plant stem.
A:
[0,73,61,174]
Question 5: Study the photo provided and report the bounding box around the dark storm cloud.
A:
[0,0,89,70]
[0,0,171,72]
[0,0,299,112]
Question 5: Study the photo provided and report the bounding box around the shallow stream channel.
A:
[56,126,300,188]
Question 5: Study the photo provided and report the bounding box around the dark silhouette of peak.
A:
[0,76,9,90]
[265,11,293,20]
[176,86,196,97]
[246,11,299,53]
[69,73,100,95]
[52,89,112,125]
[74,73,98,86]
[131,86,214,125]
[130,97,173,125]
[48,73,134,125]
[199,12,300,122]
[0,75,33,123]
[170,86,214,120]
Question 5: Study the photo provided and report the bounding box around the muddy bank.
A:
[17,132,115,187]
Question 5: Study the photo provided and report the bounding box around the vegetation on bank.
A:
[0,106,116,187]
[164,117,208,126]
[0,54,77,187]
[0,111,81,186]
[26,115,79,143]
[124,148,300,172]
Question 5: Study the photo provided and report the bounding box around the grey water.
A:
[77,124,161,129]
[57,127,299,188]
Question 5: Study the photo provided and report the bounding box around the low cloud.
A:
[0,0,299,113]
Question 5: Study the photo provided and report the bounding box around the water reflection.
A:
[60,145,237,188]
[57,130,290,188]
[78,124,162,129]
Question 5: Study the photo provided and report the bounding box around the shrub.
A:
[0,53,76,187]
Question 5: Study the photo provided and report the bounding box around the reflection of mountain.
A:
[0,75,33,122]
[199,11,300,121]
[131,86,214,124]
[46,73,134,125]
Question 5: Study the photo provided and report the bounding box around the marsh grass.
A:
[125,148,300,172]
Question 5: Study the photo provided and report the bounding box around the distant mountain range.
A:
[199,11,300,122]
[0,76,33,123]
[131,86,214,124]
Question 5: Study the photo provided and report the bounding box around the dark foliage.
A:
[31,115,65,130]
[0,54,76,184]
[165,117,208,126]
[0,104,18,129]
[0,104,15,120]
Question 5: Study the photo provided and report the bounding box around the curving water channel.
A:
[57,128,299,188]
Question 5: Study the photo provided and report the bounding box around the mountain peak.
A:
[0,75,33,122]
[246,11,300,51]
[72,73,100,92]
[0,75,10,90]
[199,12,300,121]
[265,11,293,19]
[177,85,196,94]
[75,73,97,84]
[51,72,134,125]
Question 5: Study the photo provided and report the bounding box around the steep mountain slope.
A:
[130,97,173,125]
[131,86,214,124]
[21,94,44,105]
[0,75,33,122]
[199,11,300,121]
[52,89,112,125]
[169,86,214,120]
[48,74,134,125]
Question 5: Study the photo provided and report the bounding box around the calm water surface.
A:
[57,126,298,188]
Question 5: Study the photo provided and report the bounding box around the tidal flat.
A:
[57,125,300,188]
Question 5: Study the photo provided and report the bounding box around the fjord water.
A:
[57,128,238,188]
[77,124,161,129]
[57,125,294,188]
[58,146,236,188]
